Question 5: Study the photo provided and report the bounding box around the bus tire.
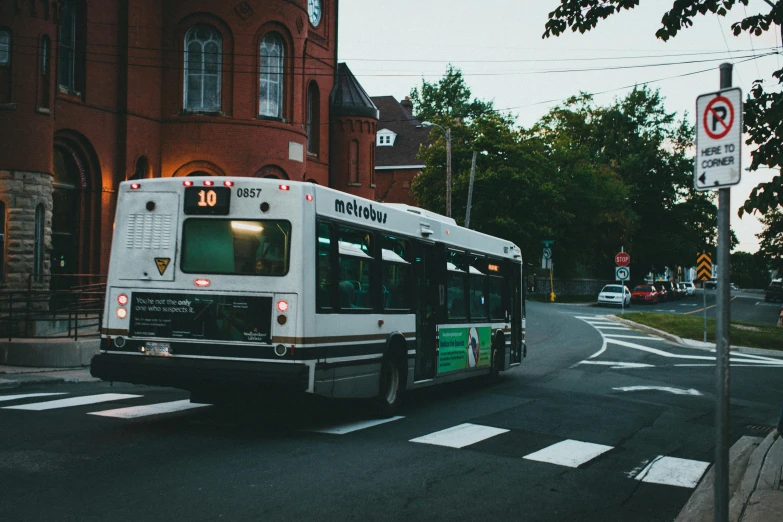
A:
[373,351,405,418]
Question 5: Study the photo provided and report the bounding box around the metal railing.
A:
[1,274,106,341]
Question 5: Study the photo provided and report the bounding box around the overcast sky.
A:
[337,0,782,255]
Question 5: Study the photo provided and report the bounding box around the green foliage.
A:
[731,251,771,288]
[409,67,716,279]
[544,0,783,218]
[757,206,783,272]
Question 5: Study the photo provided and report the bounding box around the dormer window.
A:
[377,129,396,147]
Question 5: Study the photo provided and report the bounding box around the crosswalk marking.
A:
[87,400,210,419]
[309,416,404,435]
[634,456,710,488]
[0,393,67,403]
[410,423,509,448]
[523,439,613,468]
[1,393,142,411]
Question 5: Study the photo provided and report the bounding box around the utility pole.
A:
[714,62,733,522]
[464,151,477,228]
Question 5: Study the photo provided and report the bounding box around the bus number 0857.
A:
[237,188,262,198]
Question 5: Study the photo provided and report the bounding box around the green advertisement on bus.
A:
[437,326,492,375]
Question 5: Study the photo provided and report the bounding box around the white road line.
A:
[613,386,703,396]
[310,416,404,435]
[410,423,508,448]
[87,400,210,419]
[607,338,783,365]
[603,335,664,341]
[593,326,632,330]
[523,439,613,468]
[0,393,67,403]
[579,361,655,369]
[634,456,710,488]
[2,393,142,411]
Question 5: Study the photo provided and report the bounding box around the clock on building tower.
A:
[308,0,322,27]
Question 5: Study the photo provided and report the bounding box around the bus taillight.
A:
[203,179,214,187]
[116,307,128,319]
[117,294,129,305]
[306,194,313,202]
[223,180,234,187]
[183,180,194,187]
[130,183,141,190]
[279,184,290,191]
[194,279,211,287]
[277,300,289,313]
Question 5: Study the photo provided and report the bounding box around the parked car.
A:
[765,280,783,302]
[681,282,695,296]
[598,284,631,307]
[631,285,659,305]
[674,282,687,299]
[652,282,669,302]
[704,279,717,290]
[662,281,680,300]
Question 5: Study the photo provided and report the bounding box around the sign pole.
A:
[714,62,732,522]
[704,269,707,342]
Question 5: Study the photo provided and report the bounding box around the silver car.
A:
[598,284,631,306]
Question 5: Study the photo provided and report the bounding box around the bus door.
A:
[510,262,523,366]
[414,243,442,381]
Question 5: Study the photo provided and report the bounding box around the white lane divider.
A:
[0,393,67,403]
[2,393,142,411]
[310,416,404,435]
[410,423,508,449]
[579,361,655,369]
[87,400,210,419]
[634,456,710,488]
[613,385,703,396]
[523,439,613,468]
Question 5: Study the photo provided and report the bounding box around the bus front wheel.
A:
[373,355,404,417]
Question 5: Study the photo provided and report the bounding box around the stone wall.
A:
[0,170,53,292]
[533,277,607,296]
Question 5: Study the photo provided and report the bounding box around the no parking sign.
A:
[695,87,742,191]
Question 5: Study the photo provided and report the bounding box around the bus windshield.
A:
[181,219,291,276]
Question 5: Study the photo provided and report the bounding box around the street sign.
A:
[542,248,552,259]
[697,253,713,281]
[615,252,630,267]
[615,266,630,281]
[695,88,742,191]
[541,240,555,247]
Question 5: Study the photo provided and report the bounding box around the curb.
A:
[607,316,783,358]
[0,370,98,390]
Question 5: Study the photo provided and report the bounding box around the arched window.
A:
[349,140,359,184]
[184,25,222,112]
[59,0,84,93]
[307,82,320,154]
[0,29,10,66]
[34,204,45,282]
[259,33,284,118]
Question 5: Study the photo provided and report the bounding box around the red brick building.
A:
[0,0,417,291]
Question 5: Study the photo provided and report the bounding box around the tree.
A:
[756,206,783,272]
[543,0,783,218]
[730,251,770,288]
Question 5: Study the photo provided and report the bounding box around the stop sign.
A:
[615,252,630,267]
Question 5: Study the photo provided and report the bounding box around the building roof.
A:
[371,95,432,168]
[331,63,379,119]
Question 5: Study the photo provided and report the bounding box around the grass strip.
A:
[621,312,783,352]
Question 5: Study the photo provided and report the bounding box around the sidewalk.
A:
[676,430,782,522]
[0,364,98,390]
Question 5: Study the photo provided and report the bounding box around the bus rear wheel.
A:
[373,355,403,418]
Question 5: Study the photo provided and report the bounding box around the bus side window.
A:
[447,250,467,320]
[381,234,412,311]
[316,221,333,311]
[337,225,375,311]
[469,254,487,320]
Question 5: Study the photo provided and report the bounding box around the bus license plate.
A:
[144,342,172,357]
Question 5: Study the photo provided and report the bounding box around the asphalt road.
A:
[612,288,780,326]
[1,301,781,522]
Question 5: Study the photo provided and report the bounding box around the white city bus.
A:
[92,177,526,415]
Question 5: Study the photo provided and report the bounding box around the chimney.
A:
[401,96,413,114]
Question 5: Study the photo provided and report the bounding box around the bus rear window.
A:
[181,219,291,276]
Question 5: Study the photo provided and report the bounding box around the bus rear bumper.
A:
[90,353,309,393]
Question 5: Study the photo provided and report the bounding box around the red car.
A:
[631,284,659,304]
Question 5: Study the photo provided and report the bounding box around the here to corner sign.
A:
[695,87,742,191]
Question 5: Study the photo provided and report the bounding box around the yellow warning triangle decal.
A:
[155,258,170,276]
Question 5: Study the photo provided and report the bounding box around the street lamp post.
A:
[420,121,452,217]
